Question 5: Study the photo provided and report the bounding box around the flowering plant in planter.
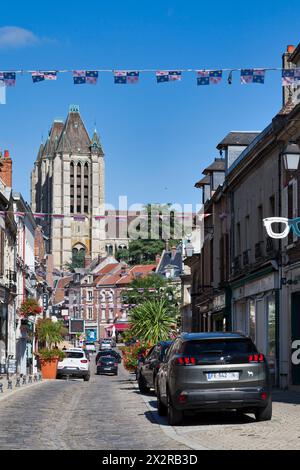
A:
[122,341,151,372]
[19,298,42,317]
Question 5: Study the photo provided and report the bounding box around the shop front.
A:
[211,291,232,332]
[231,269,279,385]
[0,292,8,374]
[281,262,300,388]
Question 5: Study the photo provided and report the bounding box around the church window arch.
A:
[72,243,86,268]
[84,162,89,214]
[76,162,82,213]
[70,162,74,213]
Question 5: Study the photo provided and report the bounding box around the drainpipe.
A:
[277,144,285,389]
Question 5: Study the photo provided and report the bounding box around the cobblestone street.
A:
[0,360,300,450]
[0,362,188,450]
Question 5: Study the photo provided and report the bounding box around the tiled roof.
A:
[202,158,225,174]
[156,249,183,278]
[216,132,260,149]
[194,175,210,188]
[53,276,72,305]
[42,120,64,157]
[56,108,91,154]
[116,264,156,285]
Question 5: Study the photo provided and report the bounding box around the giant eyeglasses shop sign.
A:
[69,319,85,334]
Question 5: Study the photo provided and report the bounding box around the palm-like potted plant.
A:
[35,318,66,379]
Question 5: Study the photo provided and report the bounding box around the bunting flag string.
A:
[0,210,213,221]
[114,70,139,84]
[0,67,299,92]
[73,70,98,85]
[197,70,222,85]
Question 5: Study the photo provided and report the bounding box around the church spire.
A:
[91,127,104,155]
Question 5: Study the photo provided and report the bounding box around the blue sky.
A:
[0,0,299,210]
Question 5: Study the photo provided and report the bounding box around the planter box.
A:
[40,358,58,379]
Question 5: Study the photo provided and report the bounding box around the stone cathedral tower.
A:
[31,105,106,269]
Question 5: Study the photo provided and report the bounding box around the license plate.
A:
[206,372,239,381]
[67,367,77,370]
[104,367,111,370]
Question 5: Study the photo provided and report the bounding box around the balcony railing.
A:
[233,255,241,274]
[255,241,264,260]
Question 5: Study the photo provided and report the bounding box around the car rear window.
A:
[183,338,257,355]
[100,356,115,362]
[65,352,84,359]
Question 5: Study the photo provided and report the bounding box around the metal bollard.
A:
[0,383,3,393]
[16,377,21,387]
[28,375,32,384]
[7,380,12,390]
[33,374,38,382]
[22,376,27,385]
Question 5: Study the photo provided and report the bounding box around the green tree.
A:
[129,299,175,344]
[116,203,182,266]
[64,250,85,271]
[36,318,66,348]
[121,274,180,317]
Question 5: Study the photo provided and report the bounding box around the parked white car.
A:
[85,342,96,353]
[100,339,113,350]
[57,348,90,381]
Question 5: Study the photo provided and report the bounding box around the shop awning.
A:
[105,323,131,332]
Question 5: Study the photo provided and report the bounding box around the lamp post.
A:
[282,142,300,171]
[185,240,194,258]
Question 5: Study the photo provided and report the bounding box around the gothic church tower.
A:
[31,105,105,269]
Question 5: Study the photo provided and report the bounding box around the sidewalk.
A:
[0,373,45,401]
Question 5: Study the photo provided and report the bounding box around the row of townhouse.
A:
[0,150,52,376]
[184,43,300,389]
[53,258,157,340]
[53,245,184,341]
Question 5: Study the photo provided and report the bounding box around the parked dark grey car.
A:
[156,332,272,425]
[136,340,173,393]
[96,356,118,375]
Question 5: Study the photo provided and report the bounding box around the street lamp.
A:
[282,142,300,170]
[185,240,194,258]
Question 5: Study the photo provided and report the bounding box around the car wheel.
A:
[138,373,150,393]
[83,375,90,382]
[255,399,272,422]
[167,393,184,426]
[157,388,167,416]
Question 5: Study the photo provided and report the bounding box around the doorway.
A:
[291,292,300,385]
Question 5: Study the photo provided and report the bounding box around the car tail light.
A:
[114,363,118,367]
[178,392,187,404]
[261,392,268,400]
[249,353,264,363]
[176,356,196,365]
[80,359,88,363]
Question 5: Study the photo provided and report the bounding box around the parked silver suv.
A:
[156,332,272,425]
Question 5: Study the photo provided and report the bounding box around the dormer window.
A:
[203,184,211,204]
[212,171,225,190]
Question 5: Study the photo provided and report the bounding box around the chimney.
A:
[282,45,296,106]
[0,150,12,187]
[84,254,92,268]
